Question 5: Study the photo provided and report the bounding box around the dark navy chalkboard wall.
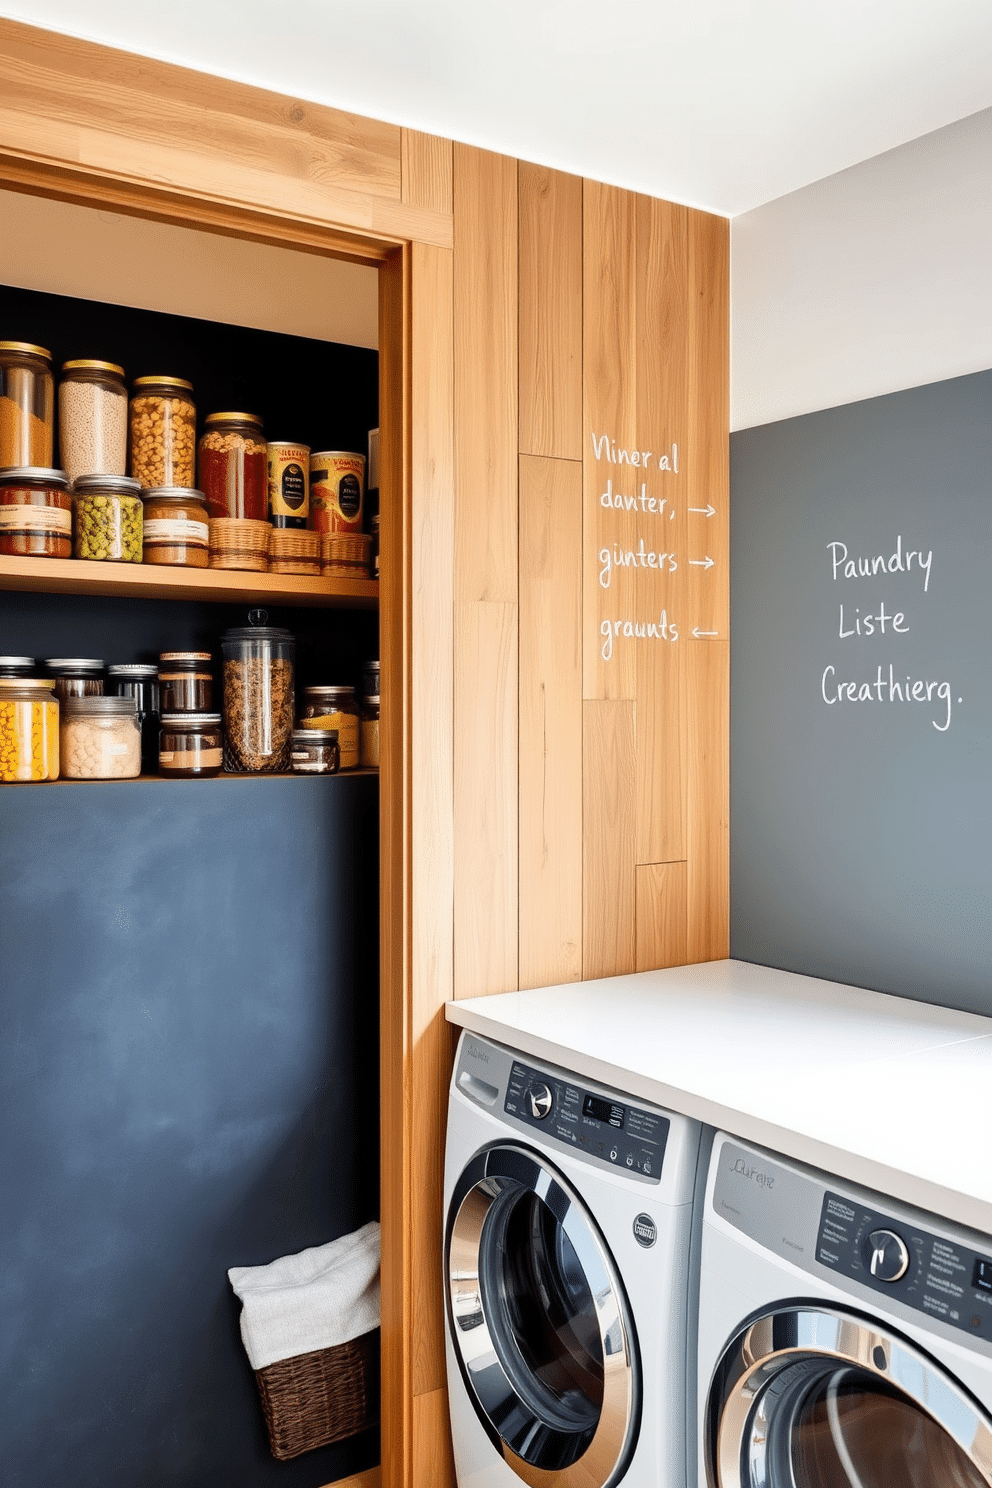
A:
[730,370,991,1013]
[0,774,379,1487]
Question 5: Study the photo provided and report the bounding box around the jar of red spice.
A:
[198,413,267,521]
[0,467,72,557]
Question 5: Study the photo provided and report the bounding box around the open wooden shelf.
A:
[0,554,379,609]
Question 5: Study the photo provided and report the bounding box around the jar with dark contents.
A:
[42,657,104,708]
[290,727,339,775]
[159,712,224,778]
[141,488,210,567]
[221,612,294,773]
[0,467,72,557]
[199,413,267,520]
[299,685,360,770]
[107,663,160,771]
[158,652,213,713]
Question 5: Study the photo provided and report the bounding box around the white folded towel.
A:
[228,1220,381,1371]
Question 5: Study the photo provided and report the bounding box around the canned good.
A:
[158,652,213,713]
[0,341,54,468]
[43,658,104,707]
[199,412,267,521]
[73,474,143,562]
[59,360,127,482]
[0,467,72,558]
[299,685,360,770]
[0,679,59,781]
[129,376,196,488]
[290,727,340,775]
[309,451,365,534]
[142,487,210,568]
[159,712,224,778]
[61,695,141,779]
[267,441,309,529]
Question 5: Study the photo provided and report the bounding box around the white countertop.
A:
[445,960,992,1237]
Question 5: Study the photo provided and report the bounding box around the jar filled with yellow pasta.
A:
[0,679,59,781]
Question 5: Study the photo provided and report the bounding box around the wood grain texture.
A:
[0,554,377,608]
[518,455,583,990]
[319,1469,381,1488]
[453,144,519,603]
[402,130,453,215]
[413,1384,456,1488]
[686,209,730,641]
[684,641,730,963]
[518,164,582,461]
[582,700,636,979]
[635,861,688,970]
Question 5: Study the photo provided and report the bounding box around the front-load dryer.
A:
[443,1029,701,1488]
[697,1131,992,1487]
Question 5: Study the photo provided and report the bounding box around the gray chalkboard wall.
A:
[730,369,990,1013]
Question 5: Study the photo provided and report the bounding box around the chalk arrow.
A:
[689,556,715,569]
[692,627,719,639]
[688,504,717,517]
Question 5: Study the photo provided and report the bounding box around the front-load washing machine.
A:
[697,1131,992,1487]
[443,1029,701,1488]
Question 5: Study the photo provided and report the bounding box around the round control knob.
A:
[867,1228,910,1283]
[527,1082,553,1120]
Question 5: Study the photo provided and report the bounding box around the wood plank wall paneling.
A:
[402,130,454,215]
[582,700,637,978]
[413,1385,456,1487]
[453,145,519,1000]
[635,862,688,970]
[518,165,583,461]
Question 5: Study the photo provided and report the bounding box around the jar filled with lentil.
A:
[299,685,360,770]
[290,727,339,775]
[0,342,53,468]
[61,695,141,779]
[142,487,210,567]
[42,657,104,707]
[106,663,159,771]
[199,413,267,521]
[159,712,223,778]
[0,466,72,558]
[221,613,295,773]
[73,474,143,562]
[129,376,196,488]
[158,652,213,713]
[0,679,59,781]
[58,360,127,482]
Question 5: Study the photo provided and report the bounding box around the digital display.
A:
[973,1258,992,1293]
[583,1094,624,1128]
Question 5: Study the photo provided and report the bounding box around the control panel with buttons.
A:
[503,1060,668,1182]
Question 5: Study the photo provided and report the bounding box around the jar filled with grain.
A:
[129,376,195,488]
[221,612,295,773]
[0,679,59,782]
[59,360,128,482]
[299,685,360,770]
[142,487,210,567]
[0,342,53,468]
[0,467,72,558]
[42,657,104,707]
[199,413,267,521]
[158,652,213,713]
[72,474,143,562]
[158,712,224,778]
[61,694,141,779]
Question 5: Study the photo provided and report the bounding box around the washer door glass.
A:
[447,1143,639,1488]
[708,1306,992,1488]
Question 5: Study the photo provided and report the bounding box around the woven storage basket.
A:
[321,532,372,579]
[255,1328,380,1461]
[209,517,270,573]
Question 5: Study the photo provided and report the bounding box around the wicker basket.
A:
[254,1328,380,1461]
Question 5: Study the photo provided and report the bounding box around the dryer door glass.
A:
[447,1143,639,1488]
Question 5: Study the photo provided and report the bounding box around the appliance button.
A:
[527,1082,553,1120]
[867,1228,910,1283]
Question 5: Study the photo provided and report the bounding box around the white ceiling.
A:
[3,0,992,216]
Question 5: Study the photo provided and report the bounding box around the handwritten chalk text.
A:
[828,537,932,592]
[821,663,954,731]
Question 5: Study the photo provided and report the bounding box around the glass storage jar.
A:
[142,487,210,567]
[0,657,35,679]
[43,658,104,707]
[58,360,128,482]
[0,341,54,467]
[158,653,213,713]
[360,694,380,769]
[73,474,143,562]
[0,679,59,781]
[159,712,223,778]
[221,612,295,773]
[299,685,360,770]
[129,376,196,488]
[0,467,72,557]
[290,727,339,775]
[61,695,141,779]
[106,663,159,771]
[199,413,267,521]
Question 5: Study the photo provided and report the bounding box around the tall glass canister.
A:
[221,610,295,773]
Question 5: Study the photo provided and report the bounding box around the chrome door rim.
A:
[446,1142,640,1488]
[707,1304,992,1488]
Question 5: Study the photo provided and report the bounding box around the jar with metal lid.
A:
[107,663,159,770]
[43,658,104,707]
[0,656,35,679]
[129,376,196,488]
[159,712,223,778]
[142,488,209,567]
[221,611,295,773]
[0,342,54,467]
[299,685,360,770]
[290,727,339,775]
[0,679,59,781]
[158,652,213,713]
[60,695,141,779]
[0,467,72,557]
[199,413,267,521]
[73,474,143,562]
[58,360,127,482]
